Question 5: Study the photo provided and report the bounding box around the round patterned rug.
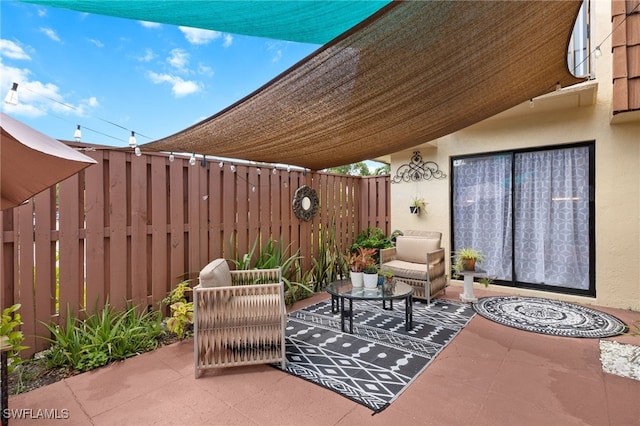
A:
[473,296,628,338]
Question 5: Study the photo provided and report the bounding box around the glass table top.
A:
[326,279,413,300]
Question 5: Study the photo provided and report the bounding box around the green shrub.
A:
[161,281,194,340]
[1,304,28,373]
[42,303,164,372]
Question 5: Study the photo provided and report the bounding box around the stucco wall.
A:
[389,1,640,311]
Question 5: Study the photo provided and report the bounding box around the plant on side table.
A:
[453,247,485,274]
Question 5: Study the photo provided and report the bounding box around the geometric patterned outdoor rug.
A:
[473,296,628,338]
[279,298,475,413]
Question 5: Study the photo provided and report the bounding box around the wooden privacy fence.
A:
[0,143,390,356]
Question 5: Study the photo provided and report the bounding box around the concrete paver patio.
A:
[8,286,640,426]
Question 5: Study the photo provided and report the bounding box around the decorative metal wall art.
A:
[292,185,319,221]
[391,151,447,183]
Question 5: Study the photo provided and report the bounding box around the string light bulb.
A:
[4,82,18,105]
[189,152,196,166]
[555,82,562,91]
[128,131,137,148]
[272,168,277,175]
[74,125,82,141]
[594,46,602,58]
[168,152,175,162]
[230,165,236,172]
[219,161,224,168]
[529,99,534,109]
[134,146,141,157]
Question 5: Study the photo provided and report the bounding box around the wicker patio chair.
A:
[193,259,286,378]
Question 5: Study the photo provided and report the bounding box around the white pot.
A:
[363,273,378,289]
[350,271,364,288]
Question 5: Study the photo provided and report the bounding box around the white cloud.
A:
[266,41,283,63]
[37,8,47,17]
[87,38,104,48]
[198,64,214,77]
[146,71,200,97]
[40,28,61,42]
[167,48,189,71]
[179,26,221,45]
[0,39,31,60]
[140,21,161,28]
[86,96,99,107]
[223,34,233,48]
[0,62,94,118]
[138,48,155,62]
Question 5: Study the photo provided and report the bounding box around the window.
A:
[451,143,595,296]
[568,0,592,78]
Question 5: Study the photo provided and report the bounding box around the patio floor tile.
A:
[8,286,640,426]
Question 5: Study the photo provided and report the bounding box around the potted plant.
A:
[344,247,376,288]
[453,247,485,273]
[409,196,426,214]
[380,268,395,294]
[362,263,379,289]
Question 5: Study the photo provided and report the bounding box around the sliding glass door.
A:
[451,143,594,296]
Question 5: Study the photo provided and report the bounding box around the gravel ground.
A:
[599,340,640,381]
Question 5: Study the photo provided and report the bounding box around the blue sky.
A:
[1,1,320,148]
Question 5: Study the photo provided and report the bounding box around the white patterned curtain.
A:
[452,155,513,279]
[453,147,590,290]
[514,147,590,289]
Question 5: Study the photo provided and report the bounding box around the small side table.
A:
[458,268,487,303]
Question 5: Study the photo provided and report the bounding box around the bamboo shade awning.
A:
[143,1,585,170]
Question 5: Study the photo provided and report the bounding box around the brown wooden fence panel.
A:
[33,189,55,352]
[0,144,389,357]
[85,150,106,312]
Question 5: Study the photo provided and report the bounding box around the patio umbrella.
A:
[0,112,97,210]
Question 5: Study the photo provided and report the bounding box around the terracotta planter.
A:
[461,258,476,271]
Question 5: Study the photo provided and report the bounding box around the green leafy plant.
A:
[350,227,391,264]
[42,303,164,372]
[232,235,314,304]
[162,280,194,339]
[1,304,28,373]
[453,247,485,274]
[309,222,347,292]
[363,263,379,274]
[344,247,376,272]
[380,268,394,281]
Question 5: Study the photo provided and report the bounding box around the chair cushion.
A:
[199,258,232,288]
[395,236,440,264]
[382,260,428,281]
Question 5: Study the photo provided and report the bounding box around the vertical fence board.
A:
[58,175,83,318]
[85,152,105,313]
[208,162,223,259]
[33,190,54,352]
[150,156,169,306]
[130,156,148,308]
[222,167,236,261]
[169,160,185,286]
[108,152,128,310]
[17,203,36,352]
[236,165,249,258]
[187,163,201,280]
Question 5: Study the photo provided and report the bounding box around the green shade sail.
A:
[20,0,391,44]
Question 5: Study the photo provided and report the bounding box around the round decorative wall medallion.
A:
[292,185,319,221]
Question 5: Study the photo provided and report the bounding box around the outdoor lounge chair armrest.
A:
[380,247,397,264]
[426,248,445,265]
